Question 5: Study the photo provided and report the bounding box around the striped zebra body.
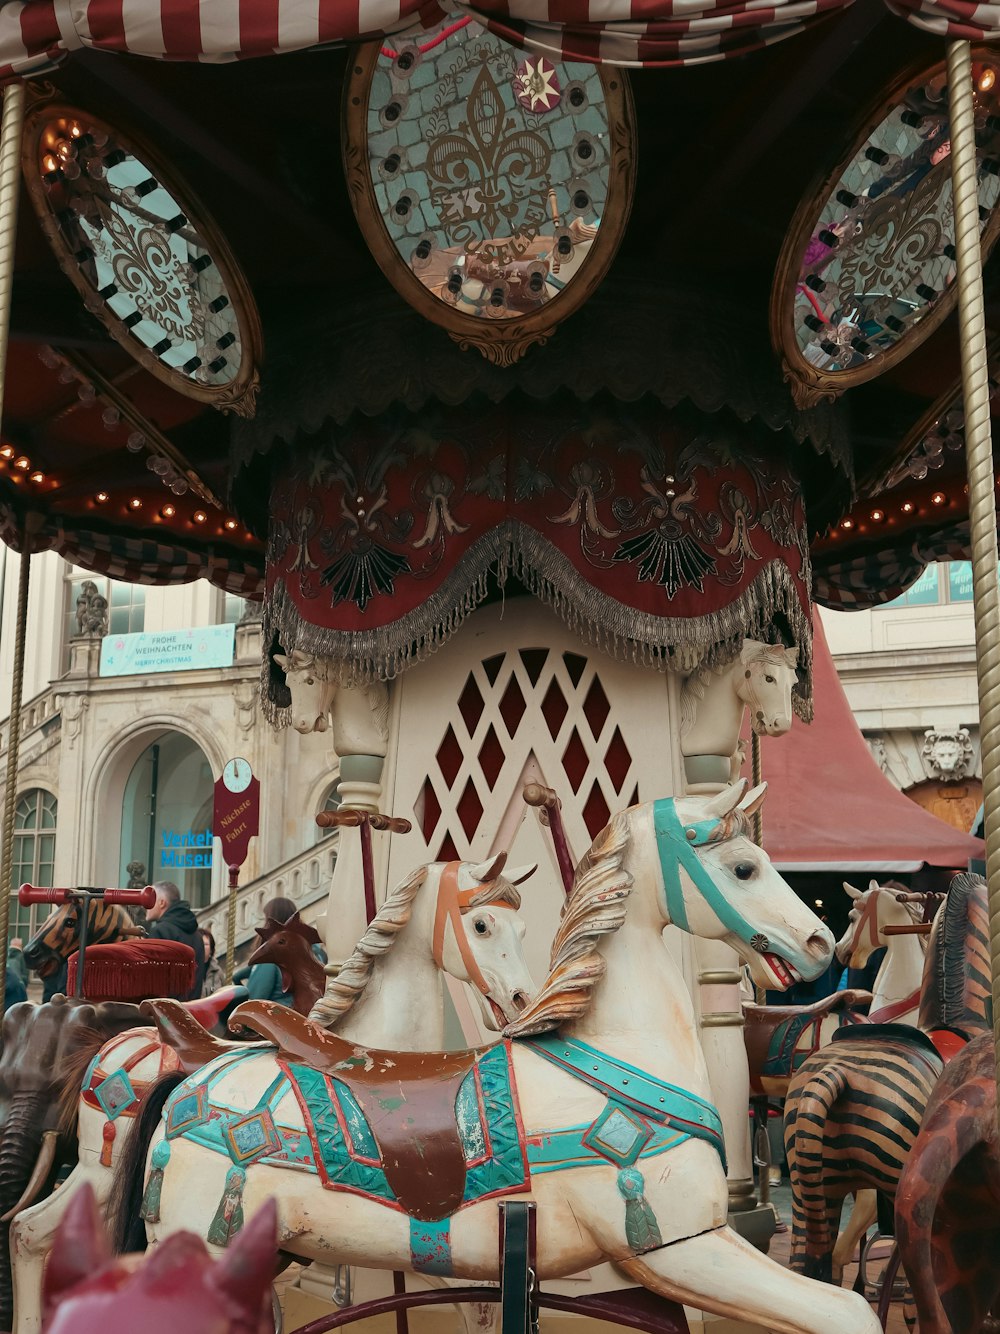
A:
[784,1029,943,1279]
[784,873,990,1283]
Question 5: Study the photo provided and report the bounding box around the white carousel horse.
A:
[122,782,880,1334]
[837,880,928,1026]
[679,639,799,776]
[10,855,536,1334]
[273,649,390,757]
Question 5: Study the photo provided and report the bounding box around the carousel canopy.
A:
[753,616,985,871]
[0,4,997,669]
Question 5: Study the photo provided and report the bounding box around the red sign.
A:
[213,757,260,869]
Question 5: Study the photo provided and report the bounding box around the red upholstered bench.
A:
[67,940,196,1002]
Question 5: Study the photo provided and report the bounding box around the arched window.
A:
[316,780,341,841]
[10,789,57,940]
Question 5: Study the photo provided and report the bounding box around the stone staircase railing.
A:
[0,685,60,758]
[196,837,336,953]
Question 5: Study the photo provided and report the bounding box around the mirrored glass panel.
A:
[346,15,635,362]
[24,104,261,414]
[775,53,1000,403]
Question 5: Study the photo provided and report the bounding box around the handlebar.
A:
[17,884,156,907]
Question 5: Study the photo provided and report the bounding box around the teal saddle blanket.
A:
[163,1036,724,1220]
[164,1042,528,1215]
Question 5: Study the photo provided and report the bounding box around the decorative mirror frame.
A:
[21,90,263,417]
[342,36,637,367]
[770,48,1000,410]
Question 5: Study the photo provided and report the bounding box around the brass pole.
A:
[225,865,238,984]
[945,41,1000,1130]
[0,548,30,1007]
[0,82,29,1012]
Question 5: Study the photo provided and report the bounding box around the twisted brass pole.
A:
[946,42,1000,1127]
[0,82,28,1012]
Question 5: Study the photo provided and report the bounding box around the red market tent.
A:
[752,616,985,872]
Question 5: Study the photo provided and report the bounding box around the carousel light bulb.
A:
[13,456,30,470]
[870,509,885,521]
[840,518,854,529]
[69,122,82,138]
[161,504,176,518]
[814,898,824,907]
[29,471,44,483]
[902,501,915,513]
[95,491,109,503]
[981,67,997,92]
[128,496,142,509]
[41,154,58,174]
[931,491,947,505]
[193,510,207,523]
[224,518,238,531]
[0,445,13,459]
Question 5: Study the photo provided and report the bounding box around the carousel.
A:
[0,3,997,1332]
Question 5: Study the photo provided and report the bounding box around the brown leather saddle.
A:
[744,989,873,1094]
[236,1000,489,1221]
[140,998,267,1075]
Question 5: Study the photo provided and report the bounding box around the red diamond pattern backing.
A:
[458,674,485,734]
[436,725,463,787]
[408,641,638,857]
[479,724,504,791]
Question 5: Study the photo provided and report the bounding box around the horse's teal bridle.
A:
[653,798,763,949]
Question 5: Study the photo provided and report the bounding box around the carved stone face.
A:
[932,738,962,773]
[923,729,973,780]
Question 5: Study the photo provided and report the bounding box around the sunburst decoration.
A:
[514,57,561,114]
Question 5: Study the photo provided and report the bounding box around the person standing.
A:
[199,928,225,996]
[145,881,206,1000]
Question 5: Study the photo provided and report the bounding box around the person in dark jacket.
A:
[145,880,206,1000]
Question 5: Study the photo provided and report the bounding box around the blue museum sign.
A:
[161,828,214,868]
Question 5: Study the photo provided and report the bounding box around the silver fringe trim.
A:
[261,521,814,727]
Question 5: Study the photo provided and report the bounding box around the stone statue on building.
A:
[126,861,147,889]
[921,727,974,782]
[868,734,890,774]
[75,580,109,637]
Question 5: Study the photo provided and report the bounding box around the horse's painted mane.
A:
[505,812,633,1038]
[919,872,991,1033]
[313,864,522,1026]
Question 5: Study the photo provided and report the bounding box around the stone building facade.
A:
[819,559,983,835]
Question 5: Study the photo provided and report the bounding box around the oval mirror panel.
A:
[772,51,1000,406]
[23,103,261,415]
[344,14,635,364]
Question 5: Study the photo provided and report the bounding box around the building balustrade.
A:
[196,836,336,955]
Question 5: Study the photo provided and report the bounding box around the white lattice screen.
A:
[384,602,683,999]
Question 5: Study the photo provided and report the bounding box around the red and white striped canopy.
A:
[0,0,997,84]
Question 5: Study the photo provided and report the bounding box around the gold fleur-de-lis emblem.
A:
[425,63,552,244]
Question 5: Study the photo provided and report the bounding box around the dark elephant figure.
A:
[0,996,140,1331]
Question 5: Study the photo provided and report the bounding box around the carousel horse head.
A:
[656,781,833,989]
[43,1182,276,1334]
[836,879,925,969]
[272,648,335,733]
[320,853,536,1032]
[736,640,799,737]
[23,899,135,979]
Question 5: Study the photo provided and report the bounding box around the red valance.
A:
[0,0,994,84]
[263,405,813,708]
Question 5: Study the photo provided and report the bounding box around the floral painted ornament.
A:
[514,56,561,114]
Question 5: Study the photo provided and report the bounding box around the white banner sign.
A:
[100,624,236,677]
